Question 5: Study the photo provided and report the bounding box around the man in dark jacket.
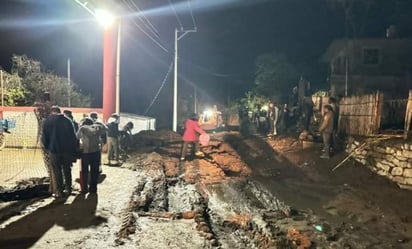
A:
[41,106,78,197]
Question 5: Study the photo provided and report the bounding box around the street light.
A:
[95,9,115,29]
[94,9,121,120]
[72,1,121,121]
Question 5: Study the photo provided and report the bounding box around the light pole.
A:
[72,1,121,122]
[173,28,196,132]
[95,9,121,121]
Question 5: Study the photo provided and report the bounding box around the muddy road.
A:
[0,131,411,248]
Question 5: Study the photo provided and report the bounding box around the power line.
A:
[123,0,160,39]
[128,0,160,37]
[128,15,169,53]
[168,0,183,29]
[186,0,197,30]
[144,61,174,115]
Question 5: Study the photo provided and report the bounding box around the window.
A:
[363,48,380,65]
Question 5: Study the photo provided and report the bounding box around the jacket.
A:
[41,114,78,154]
[183,119,205,142]
[319,111,334,134]
[77,124,105,154]
[106,117,119,138]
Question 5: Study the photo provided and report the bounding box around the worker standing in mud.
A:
[180,113,206,161]
[267,101,279,137]
[119,121,134,160]
[319,105,334,159]
[279,104,289,134]
[302,96,314,132]
[106,113,120,166]
[328,97,339,152]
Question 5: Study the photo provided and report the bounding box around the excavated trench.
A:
[0,178,49,202]
[114,136,356,249]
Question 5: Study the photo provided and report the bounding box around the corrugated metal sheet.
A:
[119,112,156,134]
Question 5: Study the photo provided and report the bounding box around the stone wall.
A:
[347,137,412,189]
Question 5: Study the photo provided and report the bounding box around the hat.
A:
[51,105,61,113]
[90,112,98,120]
[111,113,119,118]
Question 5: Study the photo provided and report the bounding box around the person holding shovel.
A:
[180,113,207,161]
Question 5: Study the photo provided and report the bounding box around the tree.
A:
[239,91,269,111]
[1,71,27,106]
[8,55,91,107]
[254,53,299,97]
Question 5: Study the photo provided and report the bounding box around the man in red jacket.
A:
[181,113,206,161]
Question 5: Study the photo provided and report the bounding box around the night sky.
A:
[1,0,411,124]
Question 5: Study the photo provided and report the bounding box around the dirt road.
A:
[0,131,411,248]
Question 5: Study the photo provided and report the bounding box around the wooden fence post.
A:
[374,91,383,135]
[404,90,412,139]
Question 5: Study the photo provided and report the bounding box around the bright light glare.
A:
[95,9,115,28]
[203,109,213,117]
[261,105,269,111]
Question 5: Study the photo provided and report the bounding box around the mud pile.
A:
[116,140,353,249]
[132,130,182,147]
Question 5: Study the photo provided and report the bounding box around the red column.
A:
[102,24,118,122]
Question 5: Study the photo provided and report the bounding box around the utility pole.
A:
[67,58,71,107]
[0,70,3,107]
[194,84,197,114]
[173,28,196,132]
[116,21,121,115]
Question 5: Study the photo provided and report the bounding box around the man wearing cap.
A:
[41,106,78,197]
[106,113,120,165]
[63,109,79,132]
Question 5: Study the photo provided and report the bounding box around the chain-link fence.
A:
[0,107,106,190]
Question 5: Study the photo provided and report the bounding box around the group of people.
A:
[41,108,133,198]
[265,101,290,137]
[263,96,340,160]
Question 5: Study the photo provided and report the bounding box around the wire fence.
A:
[0,111,47,190]
[0,107,102,190]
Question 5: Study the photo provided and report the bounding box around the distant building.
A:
[322,38,412,98]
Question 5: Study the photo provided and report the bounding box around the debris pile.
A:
[132,130,182,147]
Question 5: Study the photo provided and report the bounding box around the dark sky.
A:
[0,0,411,121]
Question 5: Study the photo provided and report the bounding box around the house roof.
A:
[321,38,412,62]
[321,39,347,62]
